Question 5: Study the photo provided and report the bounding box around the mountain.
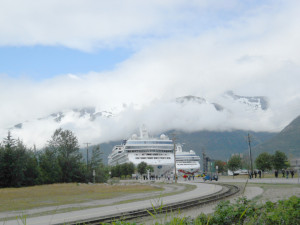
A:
[13,107,114,129]
[253,115,300,157]
[175,95,224,111]
[167,130,275,160]
[12,91,269,131]
[176,91,269,113]
[6,91,276,153]
[96,130,276,164]
[225,91,268,111]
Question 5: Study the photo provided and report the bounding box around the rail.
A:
[61,183,240,225]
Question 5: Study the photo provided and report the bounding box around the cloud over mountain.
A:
[4,92,290,148]
[0,1,300,148]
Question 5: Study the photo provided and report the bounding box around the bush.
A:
[103,196,300,225]
[196,196,300,225]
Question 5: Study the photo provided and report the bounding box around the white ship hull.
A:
[176,163,201,175]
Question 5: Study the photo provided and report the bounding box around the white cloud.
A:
[0,1,300,147]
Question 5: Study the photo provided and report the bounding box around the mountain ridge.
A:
[253,115,300,157]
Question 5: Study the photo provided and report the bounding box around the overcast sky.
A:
[0,0,299,147]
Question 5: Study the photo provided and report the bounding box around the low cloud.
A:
[1,1,300,147]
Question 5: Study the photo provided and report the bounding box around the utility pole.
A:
[202,149,206,173]
[248,133,253,179]
[172,133,177,184]
[84,142,91,168]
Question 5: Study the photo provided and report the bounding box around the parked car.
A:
[203,174,218,181]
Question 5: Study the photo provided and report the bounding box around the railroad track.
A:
[64,183,240,225]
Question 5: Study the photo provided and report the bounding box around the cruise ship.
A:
[108,126,175,176]
[175,144,201,175]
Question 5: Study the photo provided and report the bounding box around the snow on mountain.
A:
[5,91,272,148]
[224,91,268,111]
[175,92,268,112]
[175,95,224,111]
[13,107,114,130]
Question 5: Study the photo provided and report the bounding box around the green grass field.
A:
[0,183,163,212]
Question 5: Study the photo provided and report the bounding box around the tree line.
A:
[110,161,154,178]
[227,150,289,175]
[0,129,156,188]
[0,129,108,188]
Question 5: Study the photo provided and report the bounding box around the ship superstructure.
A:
[108,126,175,176]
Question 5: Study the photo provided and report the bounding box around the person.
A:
[249,171,252,179]
[291,170,294,178]
[254,170,257,178]
[286,170,289,179]
[258,170,261,178]
[275,170,278,178]
[282,169,285,177]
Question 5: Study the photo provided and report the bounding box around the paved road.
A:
[4,182,222,225]
[218,176,300,184]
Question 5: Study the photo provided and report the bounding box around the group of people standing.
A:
[249,170,262,179]
[249,169,296,179]
[274,169,295,178]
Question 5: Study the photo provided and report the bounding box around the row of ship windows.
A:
[136,157,171,160]
[127,141,173,145]
[125,146,172,150]
[135,153,168,156]
[176,159,200,161]
[127,150,173,153]
[177,163,199,165]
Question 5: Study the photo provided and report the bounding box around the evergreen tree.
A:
[0,132,40,187]
[47,128,84,182]
[87,145,109,183]
[39,147,62,184]
[23,150,41,186]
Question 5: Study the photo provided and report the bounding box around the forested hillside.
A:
[253,115,300,157]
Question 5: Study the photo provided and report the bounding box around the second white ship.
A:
[176,144,201,176]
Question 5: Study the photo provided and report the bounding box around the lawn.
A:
[0,183,163,212]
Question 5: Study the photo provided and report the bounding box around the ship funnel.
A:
[140,124,149,139]
[176,144,183,152]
